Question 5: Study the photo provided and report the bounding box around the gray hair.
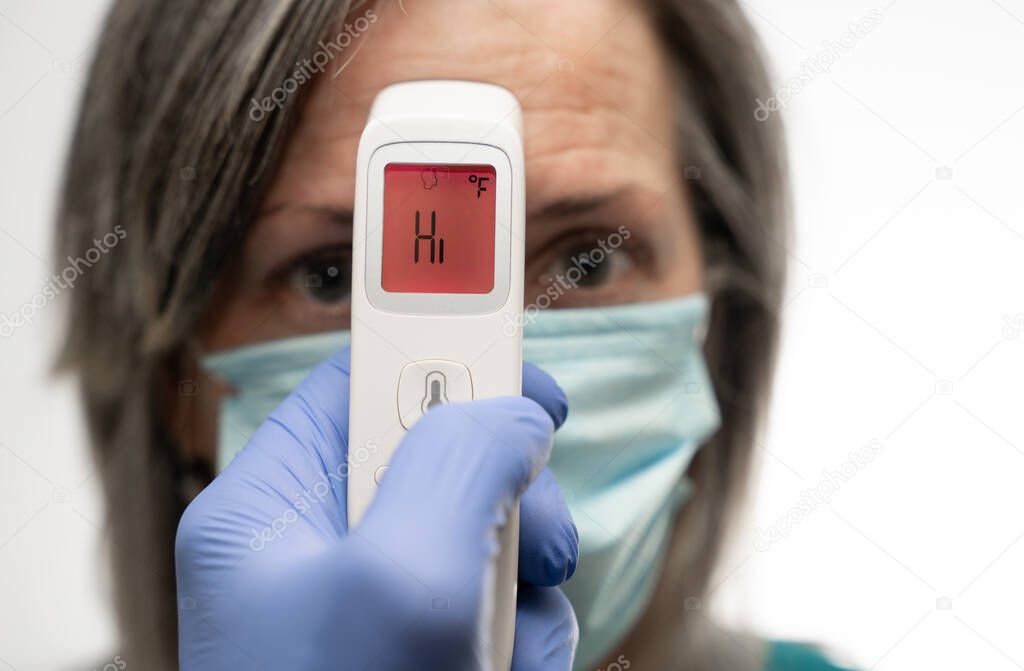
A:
[56,0,786,668]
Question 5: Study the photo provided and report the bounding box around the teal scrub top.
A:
[764,641,854,671]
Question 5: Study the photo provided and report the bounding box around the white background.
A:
[1,1,1023,669]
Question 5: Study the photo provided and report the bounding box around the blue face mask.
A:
[203,294,720,671]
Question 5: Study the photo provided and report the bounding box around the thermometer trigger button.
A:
[397,359,474,430]
[422,371,450,413]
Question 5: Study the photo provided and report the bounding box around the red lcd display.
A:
[381,163,496,294]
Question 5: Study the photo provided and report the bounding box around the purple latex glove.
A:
[176,348,578,670]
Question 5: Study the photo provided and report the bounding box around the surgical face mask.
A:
[204,294,721,671]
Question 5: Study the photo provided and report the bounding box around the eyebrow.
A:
[259,203,354,226]
[527,188,633,221]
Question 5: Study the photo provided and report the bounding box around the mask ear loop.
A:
[170,434,215,505]
[170,337,217,504]
[692,311,710,347]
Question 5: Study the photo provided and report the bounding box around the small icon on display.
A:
[420,166,450,190]
[468,174,490,198]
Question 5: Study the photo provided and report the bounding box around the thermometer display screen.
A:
[381,163,497,294]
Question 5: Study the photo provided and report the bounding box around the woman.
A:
[57,0,841,668]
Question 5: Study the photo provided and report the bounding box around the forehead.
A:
[269,0,678,208]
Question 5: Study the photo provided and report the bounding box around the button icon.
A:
[397,360,473,429]
[422,371,450,412]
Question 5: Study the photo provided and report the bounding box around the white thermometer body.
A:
[347,80,525,670]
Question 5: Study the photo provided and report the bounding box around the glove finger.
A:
[511,584,578,671]
[522,362,568,429]
[260,347,351,470]
[518,467,578,587]
[198,347,353,541]
[353,396,555,646]
[359,396,554,538]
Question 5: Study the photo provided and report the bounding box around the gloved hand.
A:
[176,348,579,670]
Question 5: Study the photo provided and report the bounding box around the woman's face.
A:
[193,0,704,457]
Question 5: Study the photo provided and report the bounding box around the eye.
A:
[287,249,351,305]
[540,236,635,290]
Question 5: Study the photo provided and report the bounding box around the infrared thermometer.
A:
[347,81,525,669]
